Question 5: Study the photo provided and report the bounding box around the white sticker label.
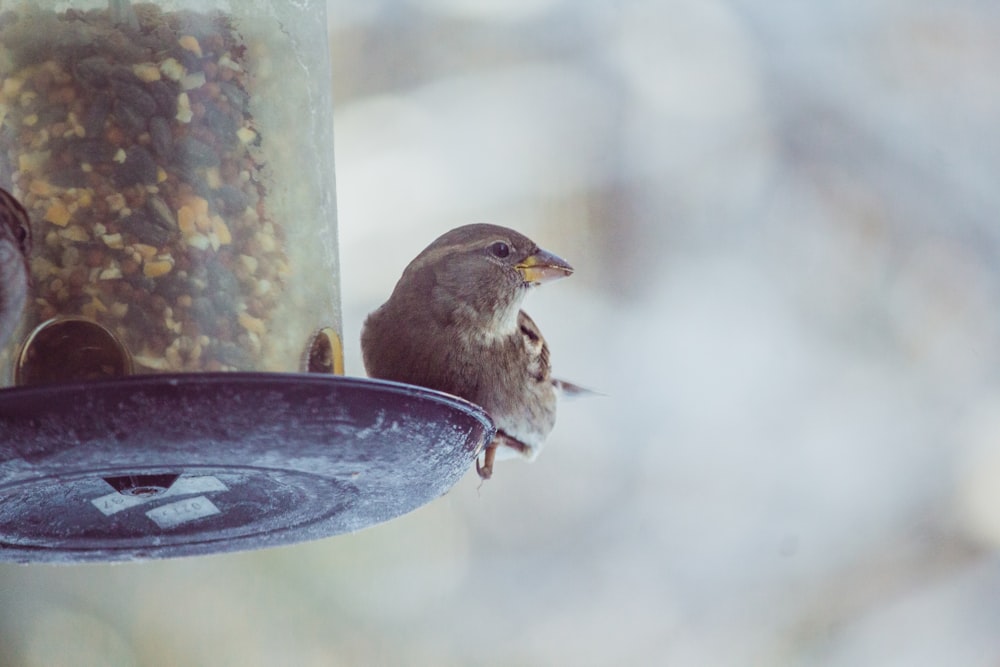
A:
[145,496,220,529]
[91,476,229,516]
[91,491,149,516]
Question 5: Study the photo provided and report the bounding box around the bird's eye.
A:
[488,241,511,258]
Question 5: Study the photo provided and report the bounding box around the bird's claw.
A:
[476,444,497,480]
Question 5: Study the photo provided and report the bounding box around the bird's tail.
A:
[553,378,602,398]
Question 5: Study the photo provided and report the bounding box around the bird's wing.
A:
[516,310,551,383]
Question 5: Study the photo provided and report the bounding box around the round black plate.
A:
[0,373,494,563]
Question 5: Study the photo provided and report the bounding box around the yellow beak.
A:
[516,248,574,285]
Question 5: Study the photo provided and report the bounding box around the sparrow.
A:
[0,187,31,352]
[361,223,577,479]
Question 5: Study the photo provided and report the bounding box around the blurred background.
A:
[4,0,1000,664]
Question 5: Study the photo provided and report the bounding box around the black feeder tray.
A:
[0,373,494,564]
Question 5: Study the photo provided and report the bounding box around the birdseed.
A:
[0,3,289,373]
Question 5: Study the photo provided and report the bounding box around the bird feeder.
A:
[0,0,492,563]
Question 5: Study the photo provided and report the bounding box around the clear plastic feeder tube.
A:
[0,0,341,384]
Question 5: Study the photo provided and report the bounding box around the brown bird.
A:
[361,223,577,479]
[0,187,31,352]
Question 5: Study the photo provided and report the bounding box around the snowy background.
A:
[4,0,1000,664]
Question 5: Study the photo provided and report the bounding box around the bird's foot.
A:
[476,444,496,480]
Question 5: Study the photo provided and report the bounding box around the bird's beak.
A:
[516,248,574,285]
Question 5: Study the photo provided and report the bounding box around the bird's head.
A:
[396,223,573,333]
[0,187,31,258]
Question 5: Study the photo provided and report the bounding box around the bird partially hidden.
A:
[361,223,583,479]
[0,187,31,352]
